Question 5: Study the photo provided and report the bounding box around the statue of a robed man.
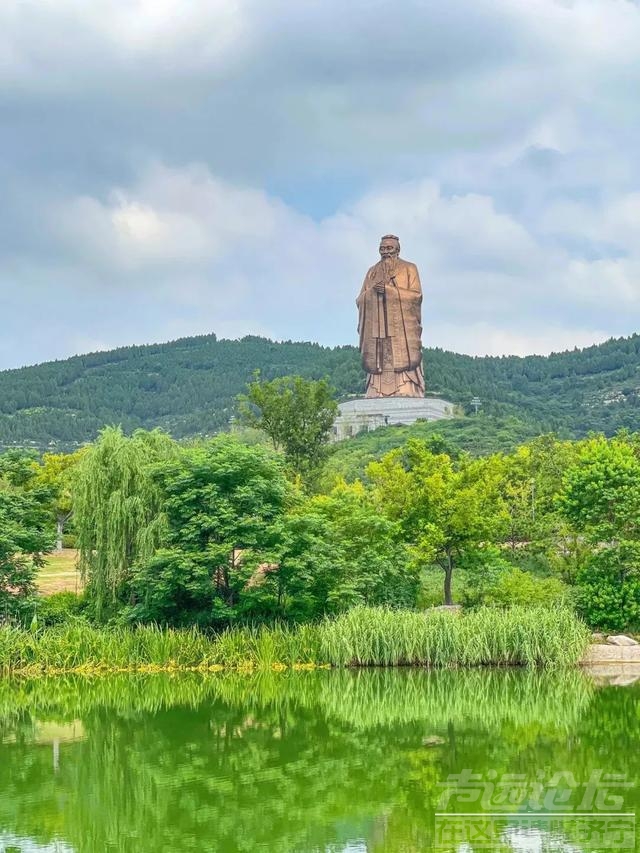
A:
[356,234,425,398]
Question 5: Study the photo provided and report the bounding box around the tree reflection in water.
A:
[0,669,637,853]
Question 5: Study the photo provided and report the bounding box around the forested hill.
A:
[2,332,640,449]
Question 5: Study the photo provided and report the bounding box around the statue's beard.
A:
[381,256,399,277]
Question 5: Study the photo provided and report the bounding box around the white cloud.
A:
[565,257,640,307]
[22,160,638,368]
[0,0,246,90]
[3,0,640,368]
[546,192,640,254]
[49,163,312,272]
[430,322,611,358]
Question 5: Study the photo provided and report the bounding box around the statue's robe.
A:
[356,257,425,398]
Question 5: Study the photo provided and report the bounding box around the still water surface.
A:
[0,669,638,852]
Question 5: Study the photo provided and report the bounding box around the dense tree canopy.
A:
[128,437,292,625]
[4,408,640,632]
[127,439,416,626]
[0,453,53,620]
[369,442,508,605]
[559,436,640,630]
[2,332,640,449]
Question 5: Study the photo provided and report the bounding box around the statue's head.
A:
[379,234,400,259]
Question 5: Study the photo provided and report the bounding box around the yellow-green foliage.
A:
[0,605,590,675]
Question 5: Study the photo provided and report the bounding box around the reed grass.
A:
[0,605,590,676]
[317,605,590,668]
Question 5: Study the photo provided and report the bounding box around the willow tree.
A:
[73,427,177,618]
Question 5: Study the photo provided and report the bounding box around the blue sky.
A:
[2,0,640,369]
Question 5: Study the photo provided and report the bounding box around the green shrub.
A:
[477,567,569,608]
[459,546,570,609]
[0,557,38,624]
[127,550,217,628]
[35,592,86,627]
[459,549,512,607]
[575,547,640,632]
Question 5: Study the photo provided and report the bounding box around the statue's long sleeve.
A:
[407,263,422,295]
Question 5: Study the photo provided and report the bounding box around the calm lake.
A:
[1,669,638,852]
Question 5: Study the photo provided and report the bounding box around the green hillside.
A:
[325,416,542,483]
[1,332,640,449]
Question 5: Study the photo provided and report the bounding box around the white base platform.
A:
[333,396,455,441]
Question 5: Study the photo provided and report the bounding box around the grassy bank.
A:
[0,606,590,675]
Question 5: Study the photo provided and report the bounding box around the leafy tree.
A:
[128,550,216,627]
[559,436,640,629]
[309,482,417,610]
[240,508,335,621]
[497,436,585,581]
[73,427,177,618]
[238,374,338,485]
[128,437,291,625]
[0,456,53,622]
[0,449,39,486]
[573,545,640,631]
[128,442,416,625]
[369,441,508,605]
[559,436,640,542]
[34,450,85,550]
[254,482,417,620]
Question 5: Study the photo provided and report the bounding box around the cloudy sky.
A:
[2,0,640,369]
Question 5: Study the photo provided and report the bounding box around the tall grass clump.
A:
[318,605,589,668]
[0,606,590,675]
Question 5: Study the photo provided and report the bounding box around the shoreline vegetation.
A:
[5,404,639,677]
[0,606,590,676]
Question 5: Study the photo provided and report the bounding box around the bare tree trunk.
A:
[55,511,72,553]
[444,552,454,606]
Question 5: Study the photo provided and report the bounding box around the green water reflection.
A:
[0,669,638,852]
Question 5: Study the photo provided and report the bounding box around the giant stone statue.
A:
[357,234,425,398]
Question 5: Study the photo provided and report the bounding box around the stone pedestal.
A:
[333,396,455,441]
